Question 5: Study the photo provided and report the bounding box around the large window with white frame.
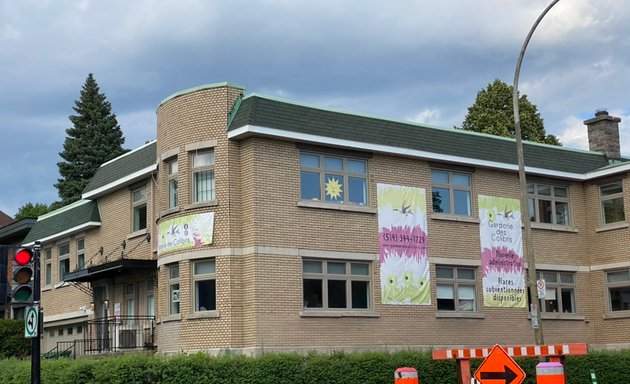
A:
[300,153,368,205]
[44,248,52,286]
[168,159,178,209]
[436,266,477,312]
[58,243,70,282]
[600,181,625,225]
[192,150,215,202]
[606,269,630,312]
[76,238,85,270]
[302,259,371,310]
[431,170,472,216]
[527,183,570,225]
[535,271,576,313]
[169,264,180,315]
[193,259,216,312]
[132,186,147,231]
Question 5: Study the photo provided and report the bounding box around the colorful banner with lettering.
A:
[158,212,215,256]
[479,195,526,308]
[377,184,430,305]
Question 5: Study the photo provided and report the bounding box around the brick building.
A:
[23,82,630,356]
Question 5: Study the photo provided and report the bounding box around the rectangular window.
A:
[76,238,85,270]
[600,181,625,224]
[58,243,70,282]
[193,259,216,311]
[192,150,215,202]
[168,159,178,209]
[147,280,155,317]
[77,326,82,334]
[169,264,180,315]
[67,327,73,335]
[132,187,148,231]
[300,153,368,205]
[535,271,576,313]
[431,170,472,216]
[302,259,371,310]
[527,183,570,225]
[436,266,477,312]
[607,269,630,312]
[44,248,52,286]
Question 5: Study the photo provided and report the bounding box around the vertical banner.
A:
[479,195,526,308]
[377,184,430,305]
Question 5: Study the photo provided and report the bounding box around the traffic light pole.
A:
[31,241,41,384]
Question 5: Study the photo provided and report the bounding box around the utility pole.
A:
[32,241,41,384]
[513,0,560,345]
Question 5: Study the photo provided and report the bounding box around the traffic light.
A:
[11,247,34,304]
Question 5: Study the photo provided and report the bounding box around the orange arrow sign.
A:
[474,345,526,384]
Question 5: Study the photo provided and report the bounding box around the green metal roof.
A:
[229,95,614,175]
[23,200,101,244]
[82,141,157,197]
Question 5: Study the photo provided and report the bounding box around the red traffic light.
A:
[15,248,33,266]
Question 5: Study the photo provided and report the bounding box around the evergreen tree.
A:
[460,79,561,145]
[56,74,127,205]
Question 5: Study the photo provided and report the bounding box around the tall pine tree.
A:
[460,79,561,145]
[56,74,127,205]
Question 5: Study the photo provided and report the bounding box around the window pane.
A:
[601,183,622,196]
[327,262,346,275]
[537,185,551,196]
[432,188,450,213]
[458,285,475,300]
[348,177,367,205]
[351,263,369,275]
[453,190,471,216]
[537,199,552,223]
[168,160,178,174]
[77,239,84,250]
[347,160,366,174]
[195,279,216,311]
[543,272,558,283]
[193,151,214,167]
[300,153,320,168]
[436,267,453,279]
[328,280,347,308]
[555,201,569,225]
[554,187,568,198]
[134,204,147,230]
[324,174,344,203]
[607,270,630,283]
[561,288,575,313]
[324,157,343,171]
[59,244,70,255]
[170,283,180,314]
[603,197,625,224]
[194,170,215,201]
[195,260,215,275]
[436,284,454,299]
[169,179,178,208]
[300,171,321,200]
[610,286,630,311]
[351,281,369,308]
[559,273,574,284]
[169,265,179,279]
[45,264,51,285]
[457,268,475,280]
[133,188,146,202]
[303,279,323,308]
[303,260,323,274]
[528,198,536,222]
[431,170,449,184]
[452,174,470,187]
[545,288,557,300]
[526,183,534,194]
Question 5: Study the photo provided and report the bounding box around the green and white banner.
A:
[377,184,430,305]
[158,212,215,255]
[479,195,526,308]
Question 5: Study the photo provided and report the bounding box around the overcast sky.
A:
[1,0,629,217]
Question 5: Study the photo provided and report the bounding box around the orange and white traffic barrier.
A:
[394,367,418,384]
[536,362,565,384]
[432,343,587,360]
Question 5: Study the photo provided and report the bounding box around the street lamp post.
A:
[513,0,560,346]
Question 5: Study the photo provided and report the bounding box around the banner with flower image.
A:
[479,195,526,308]
[377,184,430,305]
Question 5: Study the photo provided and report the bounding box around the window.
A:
[600,181,625,224]
[168,159,178,209]
[44,248,52,286]
[607,269,630,312]
[300,153,367,205]
[192,150,215,202]
[132,187,148,231]
[436,266,477,312]
[77,326,82,334]
[147,280,155,317]
[125,283,135,323]
[535,271,576,313]
[76,238,85,270]
[58,329,64,336]
[67,327,73,335]
[58,243,70,281]
[169,264,180,315]
[527,183,570,225]
[431,170,472,216]
[193,259,216,311]
[302,259,371,309]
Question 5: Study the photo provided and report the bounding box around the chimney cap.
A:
[595,108,609,116]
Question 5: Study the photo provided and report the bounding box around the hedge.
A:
[0,319,30,359]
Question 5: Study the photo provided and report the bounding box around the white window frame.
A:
[58,242,70,282]
[606,269,630,312]
[527,182,570,225]
[431,169,472,216]
[192,149,215,203]
[535,271,576,314]
[299,152,368,205]
[76,238,85,270]
[436,266,477,312]
[600,181,625,225]
[169,264,180,315]
[44,248,52,286]
[193,259,216,312]
[302,259,371,310]
[132,186,148,231]
[168,159,178,209]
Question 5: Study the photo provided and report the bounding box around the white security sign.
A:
[537,279,546,299]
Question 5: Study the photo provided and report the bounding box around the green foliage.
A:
[55,73,128,205]
[14,202,52,220]
[2,349,630,384]
[460,79,561,146]
[0,319,30,359]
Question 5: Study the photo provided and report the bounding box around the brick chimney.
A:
[584,109,621,160]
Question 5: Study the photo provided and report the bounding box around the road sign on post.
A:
[25,305,38,338]
[474,345,526,384]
